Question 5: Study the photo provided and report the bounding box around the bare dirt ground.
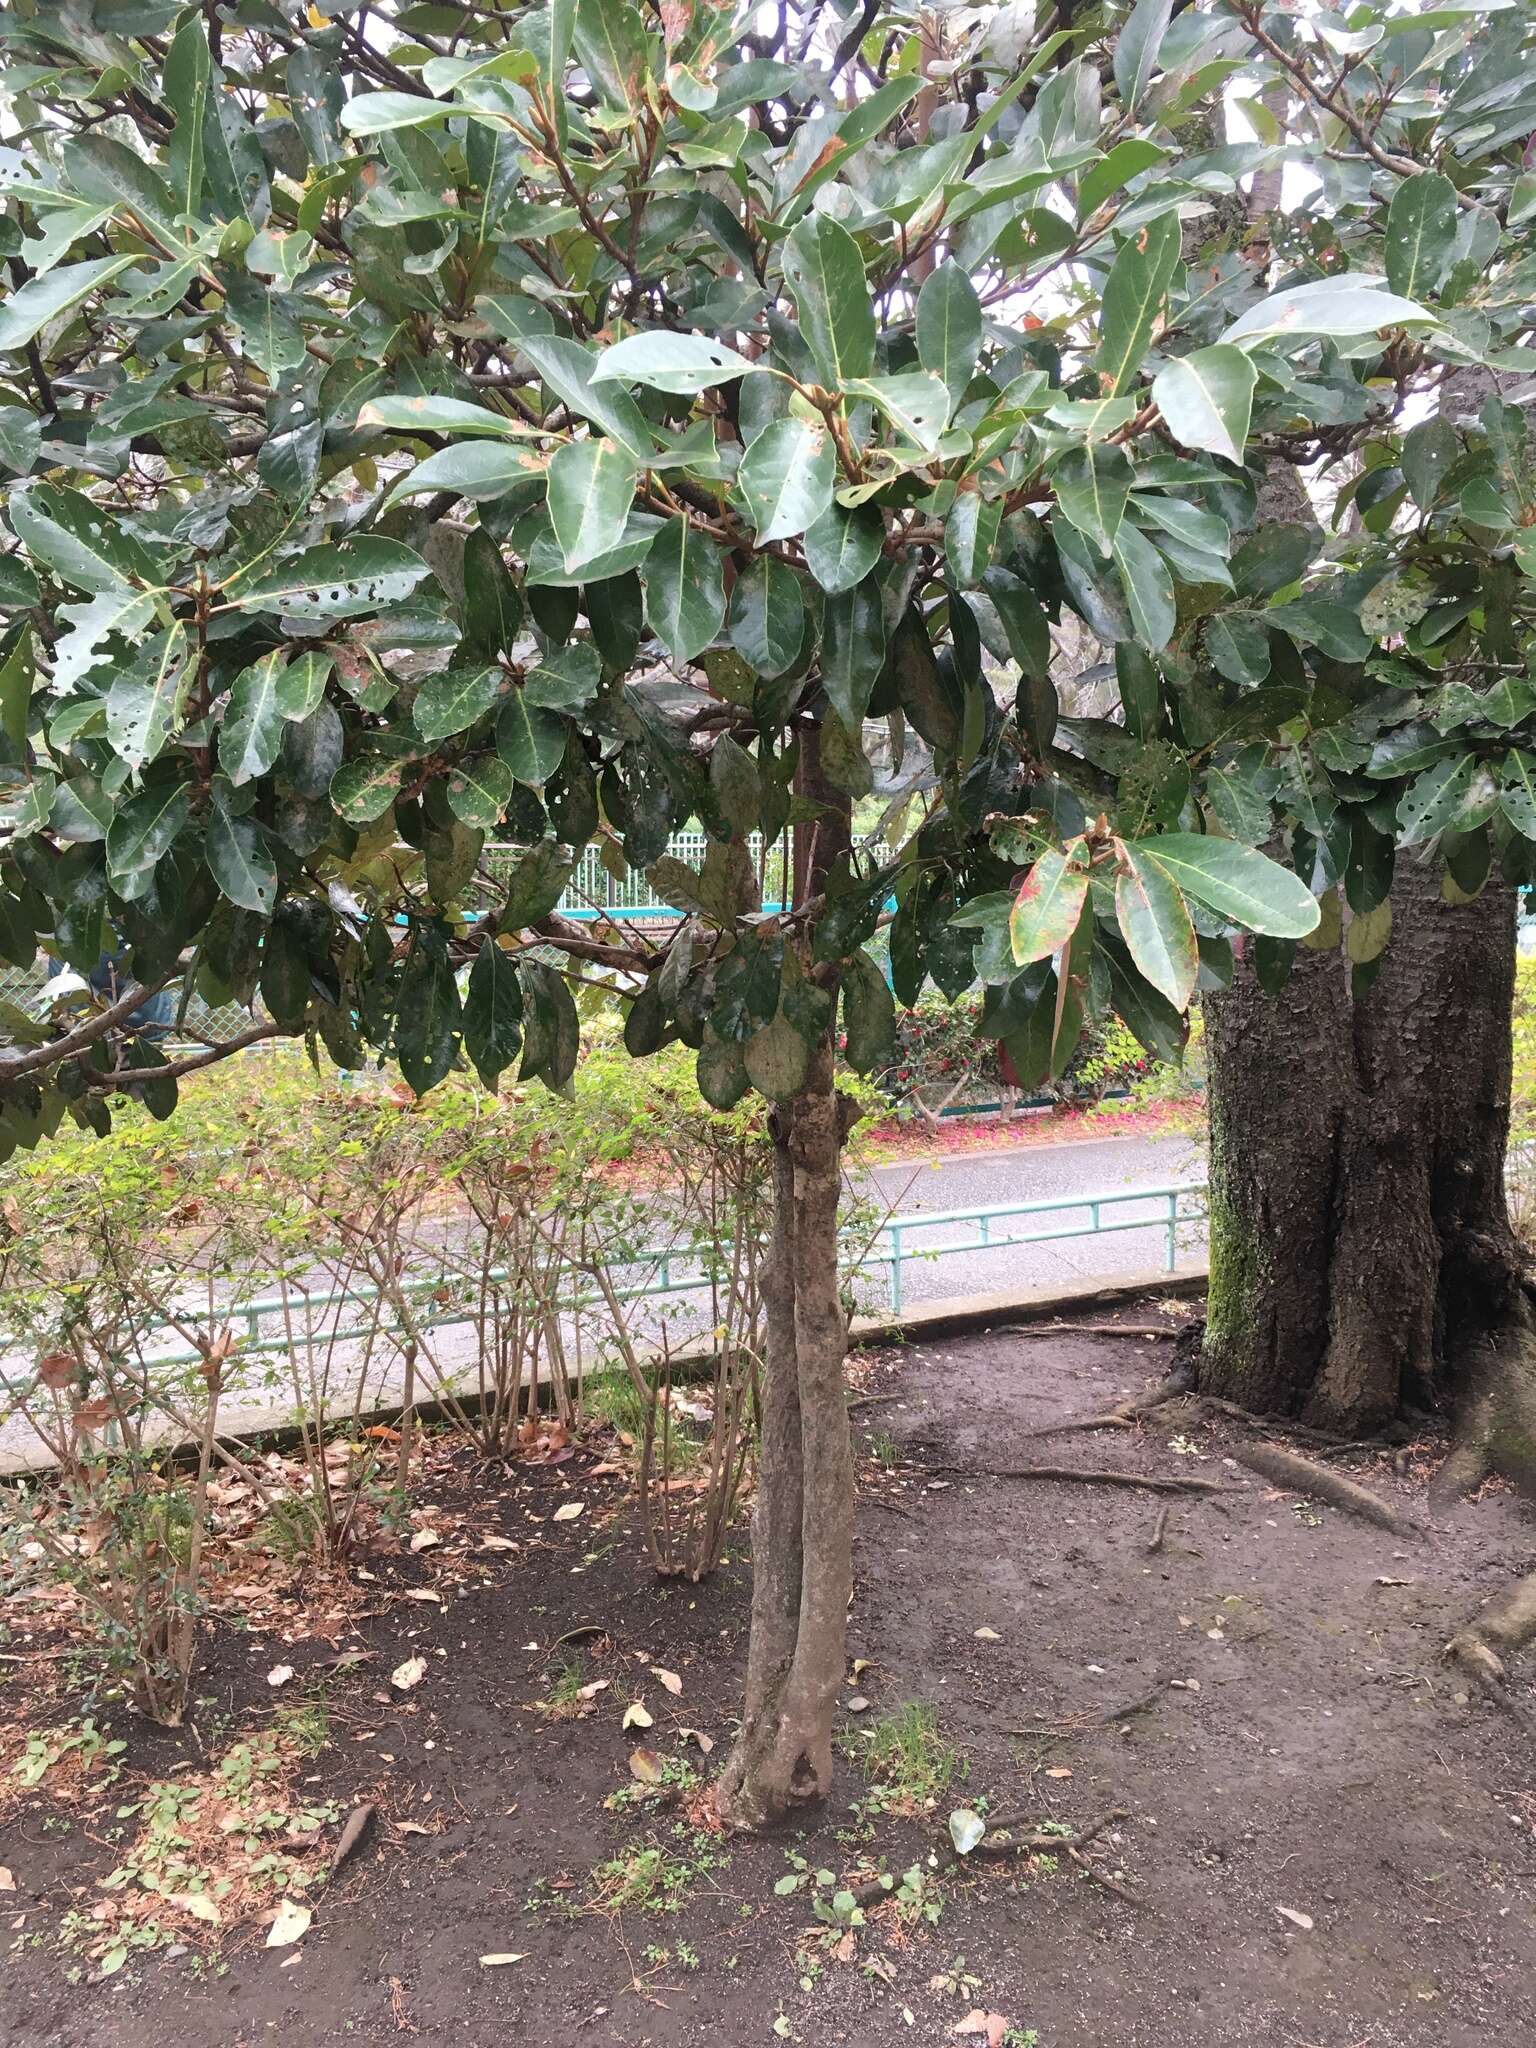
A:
[3,1304,1535,2047]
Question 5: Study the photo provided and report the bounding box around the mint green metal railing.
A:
[111,1180,1209,1369]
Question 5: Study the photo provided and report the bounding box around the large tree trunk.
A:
[1202,857,1536,1497]
[716,725,856,1828]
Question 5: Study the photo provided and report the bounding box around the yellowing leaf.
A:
[650,1665,683,1696]
[622,1700,653,1730]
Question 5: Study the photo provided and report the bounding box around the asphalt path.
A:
[850,1127,1207,1314]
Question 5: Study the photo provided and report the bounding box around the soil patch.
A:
[3,1306,1535,2047]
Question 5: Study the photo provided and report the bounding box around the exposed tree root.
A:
[1445,1569,1536,1737]
[1230,1440,1421,1538]
[939,1463,1230,1496]
[1013,1322,1186,1340]
[1021,1363,1198,1442]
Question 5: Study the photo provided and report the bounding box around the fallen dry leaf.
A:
[650,1665,683,1696]
[552,1500,584,1523]
[266,1899,312,1949]
[679,1726,715,1754]
[267,1664,295,1689]
[1275,1905,1314,1931]
[973,1627,1002,1642]
[409,1529,441,1553]
[168,1890,221,1925]
[576,1678,610,1701]
[629,1748,664,1782]
[480,1536,518,1552]
[391,1656,427,1693]
[622,1700,653,1730]
[0,1869,15,1893]
[1045,1766,1073,1779]
[478,1953,527,1968]
[952,2014,1008,2048]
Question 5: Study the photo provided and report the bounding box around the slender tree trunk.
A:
[1201,858,1536,1496]
[716,724,857,1827]
[716,1039,854,1825]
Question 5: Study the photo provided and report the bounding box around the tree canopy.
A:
[0,0,1531,1142]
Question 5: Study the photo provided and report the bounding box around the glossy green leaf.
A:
[1053,443,1132,558]
[642,517,726,663]
[782,212,875,389]
[227,539,430,620]
[463,938,523,1089]
[1223,277,1441,346]
[219,651,288,784]
[1152,346,1255,465]
[1385,172,1457,299]
[207,802,277,913]
[395,925,461,1095]
[0,257,136,355]
[730,557,806,678]
[496,689,567,784]
[1135,834,1320,937]
[1115,840,1197,1009]
[841,947,896,1074]
[383,439,542,510]
[415,664,503,743]
[803,501,884,595]
[916,262,983,410]
[737,417,836,543]
[845,373,951,454]
[1093,212,1181,397]
[1113,0,1173,113]
[547,436,639,572]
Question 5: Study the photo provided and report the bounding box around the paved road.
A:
[851,1128,1208,1314]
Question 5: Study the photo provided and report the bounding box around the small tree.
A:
[6,0,1522,1817]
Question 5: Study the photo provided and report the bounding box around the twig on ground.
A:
[1012,1679,1167,1738]
[1145,1503,1171,1554]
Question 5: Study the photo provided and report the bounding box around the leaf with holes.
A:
[737,417,836,544]
[590,330,767,394]
[227,539,430,620]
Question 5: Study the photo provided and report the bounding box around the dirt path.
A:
[3,1306,1535,2046]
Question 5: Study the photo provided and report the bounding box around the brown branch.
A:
[0,976,177,1085]
[88,1021,286,1092]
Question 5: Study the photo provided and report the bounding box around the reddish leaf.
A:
[1009,839,1089,966]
